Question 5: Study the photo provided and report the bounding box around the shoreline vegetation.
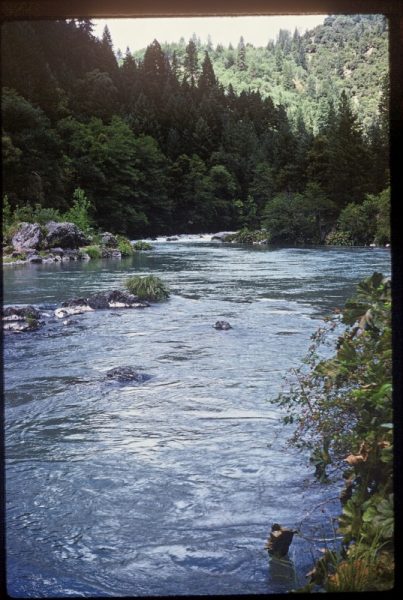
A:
[276,272,393,592]
[2,202,391,268]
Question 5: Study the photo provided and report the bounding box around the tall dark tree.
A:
[198,51,217,91]
[184,38,199,85]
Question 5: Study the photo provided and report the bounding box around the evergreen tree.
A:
[184,39,199,85]
[198,51,217,91]
[237,36,247,71]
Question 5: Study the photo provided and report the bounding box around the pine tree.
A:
[237,36,247,71]
[198,51,217,91]
[184,39,199,85]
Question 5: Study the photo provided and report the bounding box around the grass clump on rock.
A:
[83,245,102,259]
[124,275,169,301]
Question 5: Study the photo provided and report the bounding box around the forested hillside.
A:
[2,15,389,241]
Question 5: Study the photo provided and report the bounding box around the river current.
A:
[3,237,391,596]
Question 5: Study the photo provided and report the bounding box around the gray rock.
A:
[28,255,43,263]
[105,367,148,383]
[50,247,64,256]
[87,290,149,309]
[55,298,93,318]
[166,236,179,241]
[3,305,42,332]
[101,248,122,259]
[211,231,236,242]
[100,232,118,247]
[3,306,42,320]
[213,320,232,330]
[11,223,44,252]
[44,221,90,249]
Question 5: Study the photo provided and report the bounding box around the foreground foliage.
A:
[274,273,393,591]
[125,275,170,301]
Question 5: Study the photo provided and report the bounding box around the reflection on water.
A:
[4,240,391,596]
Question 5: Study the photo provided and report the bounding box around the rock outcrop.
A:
[54,290,149,317]
[86,290,149,309]
[44,221,90,249]
[3,306,43,332]
[11,223,44,252]
[100,232,118,247]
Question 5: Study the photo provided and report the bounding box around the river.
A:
[3,237,391,596]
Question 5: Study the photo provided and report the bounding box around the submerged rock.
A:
[213,320,232,330]
[105,366,149,383]
[265,524,298,557]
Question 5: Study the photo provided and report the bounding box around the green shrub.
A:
[63,188,93,234]
[232,228,269,244]
[117,235,134,256]
[133,240,153,251]
[13,202,62,226]
[124,275,169,301]
[82,245,102,259]
[326,230,353,246]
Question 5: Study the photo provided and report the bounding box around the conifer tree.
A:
[237,36,247,71]
[184,39,199,85]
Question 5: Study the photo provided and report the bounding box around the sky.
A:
[93,15,328,52]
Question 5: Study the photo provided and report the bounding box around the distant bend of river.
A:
[4,238,391,597]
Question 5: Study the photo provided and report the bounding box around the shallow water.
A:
[4,239,391,596]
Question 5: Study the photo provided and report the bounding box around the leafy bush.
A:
[229,228,269,244]
[274,273,393,591]
[133,240,153,251]
[13,203,62,226]
[326,230,353,246]
[124,275,169,301]
[82,245,102,259]
[63,188,93,234]
[117,235,134,256]
[330,189,390,246]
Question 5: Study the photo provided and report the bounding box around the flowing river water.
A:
[3,237,391,596]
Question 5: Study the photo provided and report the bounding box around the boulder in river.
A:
[105,366,149,383]
[265,524,298,557]
[11,223,44,253]
[87,290,149,309]
[44,221,90,249]
[55,298,94,318]
[3,305,43,332]
[213,320,232,330]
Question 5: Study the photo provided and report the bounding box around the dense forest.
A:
[1,15,390,243]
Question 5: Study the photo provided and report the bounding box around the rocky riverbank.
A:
[2,221,137,266]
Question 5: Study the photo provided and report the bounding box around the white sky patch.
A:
[93,15,328,52]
